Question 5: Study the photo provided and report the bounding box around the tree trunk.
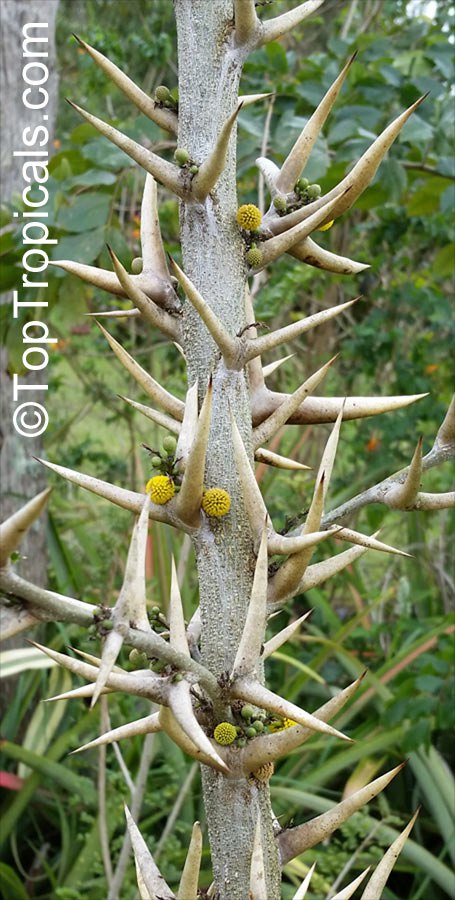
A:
[174,2,281,896]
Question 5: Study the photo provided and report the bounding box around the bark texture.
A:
[174,1,281,896]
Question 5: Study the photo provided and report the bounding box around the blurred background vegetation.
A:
[0,0,453,898]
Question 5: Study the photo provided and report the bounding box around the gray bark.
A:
[174,1,281,896]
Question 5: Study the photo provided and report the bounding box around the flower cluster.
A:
[201,488,231,517]
[237,204,262,231]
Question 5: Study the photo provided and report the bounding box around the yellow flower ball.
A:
[318,219,334,232]
[214,722,237,745]
[236,204,262,231]
[146,475,175,504]
[201,488,231,517]
[268,716,297,732]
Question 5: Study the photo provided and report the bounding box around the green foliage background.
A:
[1,1,453,898]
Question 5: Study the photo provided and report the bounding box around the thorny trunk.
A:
[174,1,281,896]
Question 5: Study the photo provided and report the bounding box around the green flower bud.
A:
[245,247,263,268]
[273,196,287,211]
[240,705,254,720]
[87,624,97,635]
[189,164,199,174]
[151,456,163,468]
[245,727,257,739]
[151,605,161,615]
[131,257,143,274]
[172,672,184,683]
[174,148,190,166]
[154,85,171,102]
[162,435,177,454]
[296,177,309,192]
[252,720,264,732]
[307,183,322,200]
[103,619,114,631]
[236,738,247,748]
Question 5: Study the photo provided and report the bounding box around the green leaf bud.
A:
[174,148,190,166]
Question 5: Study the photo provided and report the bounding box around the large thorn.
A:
[289,236,370,274]
[291,861,316,899]
[169,558,190,656]
[44,683,114,702]
[36,457,172,524]
[168,259,239,366]
[124,805,176,900]
[66,99,188,199]
[298,542,372,594]
[262,611,312,659]
[31,641,170,703]
[256,156,282,196]
[175,380,199,468]
[436,394,455,448]
[232,524,268,677]
[96,321,184,420]
[87,308,141,319]
[384,437,423,509]
[119,395,181,434]
[175,379,213,527]
[254,448,311,471]
[241,673,365,772]
[255,1,325,48]
[414,491,455,510]
[278,763,406,864]
[140,174,172,279]
[177,821,202,900]
[0,488,52,568]
[251,391,428,427]
[267,527,340,556]
[164,685,229,773]
[276,54,357,193]
[159,706,226,770]
[90,492,152,707]
[71,713,162,754]
[231,676,352,742]
[50,259,180,311]
[231,414,270,539]
[267,474,326,604]
[315,405,344,503]
[360,809,419,899]
[243,299,357,365]
[330,868,371,900]
[107,247,180,340]
[253,356,338,449]
[249,817,266,900]
[255,191,352,270]
[262,355,294,379]
[192,104,243,201]
[335,528,412,558]
[316,95,428,223]
[73,35,177,134]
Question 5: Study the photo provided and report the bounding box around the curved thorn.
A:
[66,98,187,199]
[262,611,312,659]
[255,156,282,196]
[360,809,420,900]
[232,523,268,677]
[254,448,311,471]
[107,246,179,340]
[253,356,338,449]
[277,53,357,193]
[118,395,181,434]
[232,676,352,742]
[166,682,229,772]
[278,763,406,864]
[244,299,357,364]
[124,805,176,900]
[384,436,423,509]
[177,821,203,900]
[73,35,177,133]
[289,237,370,274]
[175,378,213,527]
[71,713,162,754]
[50,259,178,310]
[96,321,184,420]
[0,488,52,568]
[251,392,428,427]
[192,104,243,201]
[168,259,239,365]
[36,457,172,524]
